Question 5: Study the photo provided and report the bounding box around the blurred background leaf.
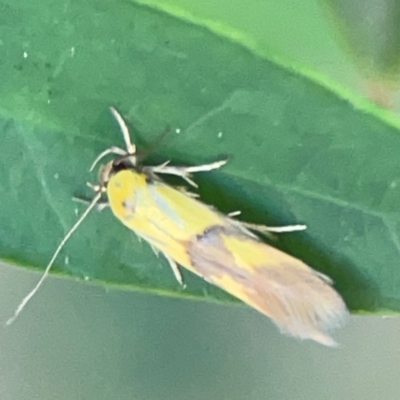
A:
[322,0,400,107]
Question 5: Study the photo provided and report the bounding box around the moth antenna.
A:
[110,107,136,155]
[6,191,103,326]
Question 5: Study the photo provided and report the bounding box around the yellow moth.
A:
[8,108,349,346]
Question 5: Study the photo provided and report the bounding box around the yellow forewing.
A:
[107,169,225,269]
[107,169,348,346]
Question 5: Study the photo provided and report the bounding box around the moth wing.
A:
[187,226,349,346]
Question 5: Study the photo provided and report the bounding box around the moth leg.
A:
[227,212,306,238]
[149,244,185,287]
[90,146,128,172]
[90,107,139,172]
[73,191,109,211]
[74,197,109,211]
[145,159,227,188]
[165,255,185,288]
[110,107,136,154]
[240,221,307,234]
[174,186,200,198]
[149,244,159,256]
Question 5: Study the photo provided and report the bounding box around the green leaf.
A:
[2,0,400,313]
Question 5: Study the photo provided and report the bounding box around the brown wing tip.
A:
[310,332,339,348]
[295,296,350,347]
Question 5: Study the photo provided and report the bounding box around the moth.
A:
[8,108,349,346]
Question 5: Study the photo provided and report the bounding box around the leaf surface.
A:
[1,0,400,312]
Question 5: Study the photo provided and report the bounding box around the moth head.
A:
[98,160,114,189]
